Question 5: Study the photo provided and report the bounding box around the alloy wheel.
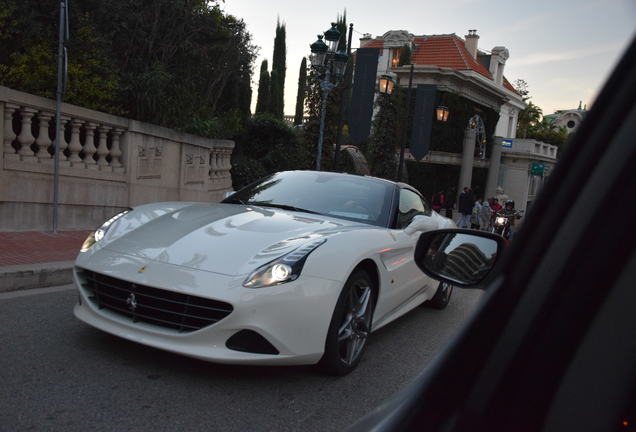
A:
[336,280,373,366]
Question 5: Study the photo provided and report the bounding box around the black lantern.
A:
[310,35,328,67]
[324,23,340,52]
[436,106,450,122]
[379,74,395,95]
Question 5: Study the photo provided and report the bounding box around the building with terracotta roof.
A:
[358,29,527,208]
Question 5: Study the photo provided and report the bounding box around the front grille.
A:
[78,268,233,333]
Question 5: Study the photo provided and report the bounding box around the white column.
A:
[68,119,84,166]
[83,122,98,169]
[457,126,476,198]
[110,128,124,172]
[35,111,53,161]
[485,137,503,199]
[96,125,111,169]
[3,103,19,160]
[17,107,38,161]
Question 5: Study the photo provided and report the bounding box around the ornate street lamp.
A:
[378,74,395,95]
[309,23,349,171]
[436,105,450,122]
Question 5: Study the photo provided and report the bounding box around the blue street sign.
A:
[501,139,513,148]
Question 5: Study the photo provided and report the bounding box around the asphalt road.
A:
[0,284,483,432]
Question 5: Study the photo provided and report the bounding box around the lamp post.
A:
[309,23,349,171]
[396,64,414,181]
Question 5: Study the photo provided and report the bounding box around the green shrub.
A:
[230,113,313,189]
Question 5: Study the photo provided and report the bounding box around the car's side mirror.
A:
[404,214,437,235]
[414,229,506,287]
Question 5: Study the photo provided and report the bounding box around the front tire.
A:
[424,281,453,309]
[319,270,375,376]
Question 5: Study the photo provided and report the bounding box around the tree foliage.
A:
[365,94,400,179]
[513,79,567,147]
[398,44,412,66]
[231,114,312,189]
[270,19,286,118]
[269,70,282,118]
[294,57,307,125]
[255,60,270,114]
[0,0,257,138]
[517,101,542,138]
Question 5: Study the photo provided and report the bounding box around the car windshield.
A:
[224,171,395,227]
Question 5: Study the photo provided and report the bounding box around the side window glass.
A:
[397,189,427,229]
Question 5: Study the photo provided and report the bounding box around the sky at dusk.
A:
[222,0,635,117]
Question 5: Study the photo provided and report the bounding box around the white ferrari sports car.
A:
[74,170,456,374]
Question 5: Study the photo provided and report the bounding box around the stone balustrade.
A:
[4,104,125,172]
[0,86,234,231]
[501,138,558,161]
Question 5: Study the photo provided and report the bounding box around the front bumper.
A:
[73,248,343,365]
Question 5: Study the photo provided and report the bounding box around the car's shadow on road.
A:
[73,293,475,385]
[74,325,318,380]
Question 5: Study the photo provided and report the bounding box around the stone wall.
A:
[0,86,233,231]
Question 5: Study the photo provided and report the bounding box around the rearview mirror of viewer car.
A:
[414,229,506,288]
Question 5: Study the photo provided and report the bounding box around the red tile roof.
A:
[364,39,384,49]
[412,35,492,79]
[364,34,520,96]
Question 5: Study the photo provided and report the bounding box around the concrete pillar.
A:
[458,125,476,199]
[485,136,503,198]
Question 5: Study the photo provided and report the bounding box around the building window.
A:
[507,116,514,137]
[391,49,401,68]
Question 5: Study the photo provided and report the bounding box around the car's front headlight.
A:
[243,238,327,288]
[80,209,130,252]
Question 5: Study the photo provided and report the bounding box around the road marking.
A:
[0,284,75,300]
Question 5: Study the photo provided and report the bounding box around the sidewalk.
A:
[0,230,91,292]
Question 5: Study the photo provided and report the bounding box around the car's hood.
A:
[103,203,368,276]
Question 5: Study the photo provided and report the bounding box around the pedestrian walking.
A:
[471,197,483,229]
[457,187,473,228]
[479,199,492,230]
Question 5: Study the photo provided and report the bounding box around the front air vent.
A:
[77,268,233,333]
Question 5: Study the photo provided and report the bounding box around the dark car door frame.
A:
[350,36,636,432]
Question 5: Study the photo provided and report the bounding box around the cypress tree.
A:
[255,60,270,114]
[269,70,283,118]
[294,57,307,125]
[270,19,286,117]
[336,10,347,51]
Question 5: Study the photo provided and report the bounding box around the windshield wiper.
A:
[223,197,246,204]
[247,201,321,215]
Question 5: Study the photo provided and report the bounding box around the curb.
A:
[0,261,74,293]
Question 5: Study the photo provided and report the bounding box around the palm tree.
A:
[517,101,542,138]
